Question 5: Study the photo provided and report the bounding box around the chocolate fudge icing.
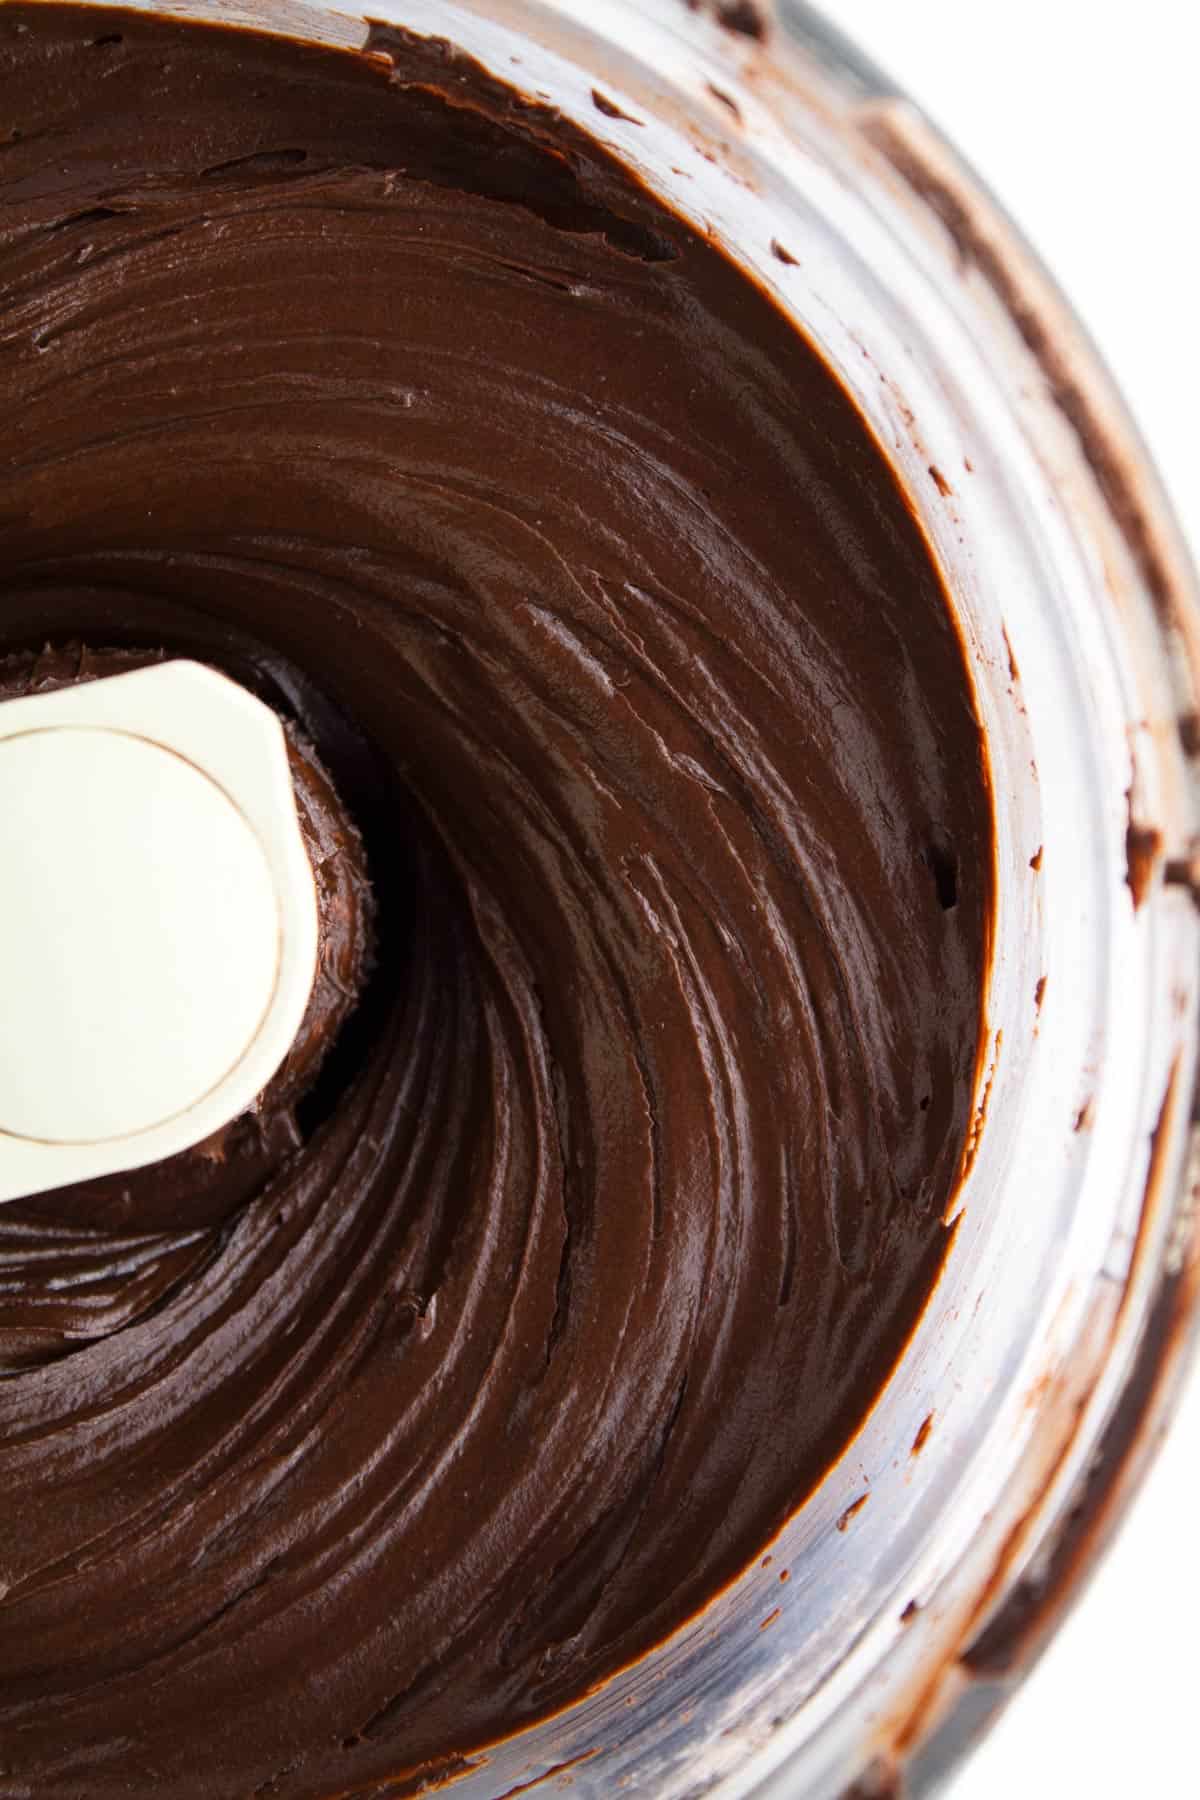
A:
[0,8,994,1795]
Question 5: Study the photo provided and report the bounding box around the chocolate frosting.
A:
[0,8,993,1795]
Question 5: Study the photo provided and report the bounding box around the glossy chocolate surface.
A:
[0,9,992,1793]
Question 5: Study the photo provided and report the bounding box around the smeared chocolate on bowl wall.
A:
[0,7,994,1794]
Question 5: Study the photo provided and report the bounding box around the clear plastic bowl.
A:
[58,1,1200,1793]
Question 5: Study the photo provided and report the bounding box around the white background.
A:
[830,3,1198,1796]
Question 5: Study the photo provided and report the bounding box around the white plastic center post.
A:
[0,662,320,1204]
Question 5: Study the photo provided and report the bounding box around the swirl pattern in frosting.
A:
[0,9,993,1795]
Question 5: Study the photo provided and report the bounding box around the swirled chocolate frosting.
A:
[0,8,993,1795]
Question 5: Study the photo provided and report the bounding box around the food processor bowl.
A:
[39,0,1200,1793]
